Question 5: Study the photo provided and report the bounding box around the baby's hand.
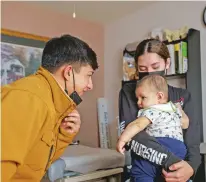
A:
[116,140,126,155]
[175,102,182,110]
[175,102,186,115]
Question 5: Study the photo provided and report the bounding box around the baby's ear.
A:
[157,91,165,101]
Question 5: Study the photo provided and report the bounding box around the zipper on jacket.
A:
[45,145,54,171]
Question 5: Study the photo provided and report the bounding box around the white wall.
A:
[104,1,206,148]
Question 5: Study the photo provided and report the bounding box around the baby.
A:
[117,74,189,182]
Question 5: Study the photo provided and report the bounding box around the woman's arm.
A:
[162,86,201,182]
[182,92,201,175]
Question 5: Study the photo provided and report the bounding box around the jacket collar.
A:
[36,67,76,114]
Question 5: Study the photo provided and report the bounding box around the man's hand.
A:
[61,110,81,134]
[162,160,194,182]
[116,140,126,155]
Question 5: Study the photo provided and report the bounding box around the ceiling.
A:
[24,1,156,25]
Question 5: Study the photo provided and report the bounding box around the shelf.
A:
[165,73,186,80]
[122,79,137,87]
[122,73,186,87]
[123,38,188,56]
[163,37,187,45]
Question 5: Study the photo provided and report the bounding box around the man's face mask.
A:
[138,70,165,80]
[69,91,82,106]
[65,69,82,106]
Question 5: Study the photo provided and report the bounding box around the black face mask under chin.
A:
[68,91,82,106]
[138,70,165,80]
[64,69,82,106]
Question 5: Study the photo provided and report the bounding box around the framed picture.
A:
[1,28,49,86]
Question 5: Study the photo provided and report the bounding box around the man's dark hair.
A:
[42,34,98,73]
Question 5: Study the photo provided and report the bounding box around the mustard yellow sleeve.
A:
[1,89,47,181]
[52,127,76,161]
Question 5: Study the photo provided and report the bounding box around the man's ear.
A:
[165,58,171,70]
[157,91,164,102]
[63,65,72,81]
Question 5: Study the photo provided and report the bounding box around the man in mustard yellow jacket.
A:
[1,35,98,181]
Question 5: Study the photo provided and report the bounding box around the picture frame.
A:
[1,28,49,85]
